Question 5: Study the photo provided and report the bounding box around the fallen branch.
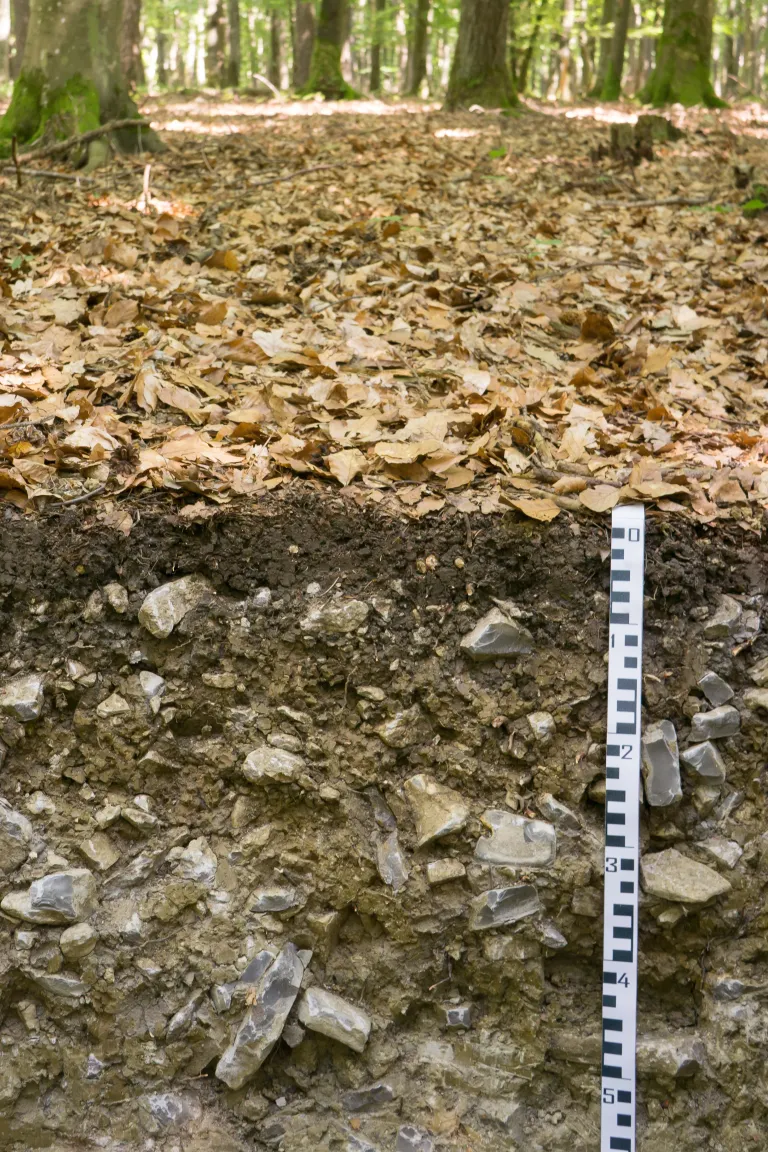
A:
[21,118,153,161]
[592,194,715,209]
[43,483,107,511]
[248,161,356,189]
[1,166,94,183]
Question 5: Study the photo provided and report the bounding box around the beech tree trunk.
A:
[370,0,385,90]
[226,0,240,86]
[598,0,630,98]
[444,0,516,108]
[268,7,281,88]
[303,0,357,97]
[641,0,722,105]
[518,0,544,92]
[292,0,315,89]
[556,0,575,100]
[120,0,144,89]
[206,0,226,86]
[0,0,163,161]
[590,0,614,94]
[1,0,10,81]
[9,0,30,79]
[403,0,430,94]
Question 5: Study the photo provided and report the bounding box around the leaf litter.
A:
[1,94,767,532]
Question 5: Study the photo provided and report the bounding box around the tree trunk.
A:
[518,0,544,93]
[0,0,163,161]
[9,0,28,78]
[226,0,240,86]
[268,7,281,88]
[444,0,517,108]
[404,0,431,93]
[293,0,315,87]
[157,28,168,86]
[598,0,630,98]
[556,0,575,99]
[120,0,144,88]
[206,0,226,87]
[303,0,357,97]
[369,0,385,90]
[641,0,723,104]
[1,0,10,81]
[590,0,614,94]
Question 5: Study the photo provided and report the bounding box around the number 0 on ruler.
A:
[602,505,645,1152]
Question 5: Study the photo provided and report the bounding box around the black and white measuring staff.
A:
[601,504,645,1152]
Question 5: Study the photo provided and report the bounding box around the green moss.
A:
[300,40,361,99]
[599,61,622,101]
[445,69,517,111]
[0,72,101,158]
[0,69,46,154]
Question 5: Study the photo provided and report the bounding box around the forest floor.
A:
[0,94,767,534]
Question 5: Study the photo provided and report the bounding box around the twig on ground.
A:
[248,162,358,189]
[592,193,716,209]
[43,484,107,511]
[2,166,94,183]
[21,119,152,161]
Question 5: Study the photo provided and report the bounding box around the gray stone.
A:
[215,943,305,1089]
[748,655,768,687]
[104,582,129,614]
[698,836,742,869]
[698,671,733,706]
[378,705,428,749]
[537,794,580,832]
[31,972,87,998]
[175,837,217,885]
[743,687,768,713]
[539,921,568,949]
[282,1021,306,1048]
[297,987,372,1052]
[460,608,534,660]
[166,992,204,1042]
[59,923,98,960]
[640,849,731,904]
[146,1092,202,1128]
[251,886,301,912]
[396,1124,434,1152]
[376,832,409,892]
[300,598,369,636]
[358,685,386,703]
[702,596,742,639]
[527,711,555,742]
[637,1036,705,1080]
[242,745,305,784]
[86,1054,105,1079]
[212,983,236,1013]
[95,692,131,719]
[366,786,397,831]
[342,1083,396,1111]
[713,978,745,1001]
[78,833,120,872]
[689,705,740,741]
[469,885,540,931]
[0,800,33,873]
[121,805,158,831]
[1,869,98,924]
[403,774,469,847]
[0,673,44,721]
[475,810,556,868]
[441,1004,472,1029]
[139,671,166,706]
[238,951,276,987]
[680,741,726,782]
[642,720,681,806]
[138,576,213,639]
[426,859,466,886]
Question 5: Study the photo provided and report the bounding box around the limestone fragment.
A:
[251,887,301,912]
[78,832,120,872]
[242,745,305,784]
[698,837,742,869]
[702,595,742,639]
[460,608,534,660]
[637,1036,705,1080]
[166,992,204,1041]
[689,705,740,741]
[297,987,372,1052]
[698,671,733,707]
[60,922,98,959]
[376,831,409,891]
[215,943,305,1089]
[469,884,540,930]
[397,1124,434,1152]
[680,741,726,782]
[138,576,213,639]
[426,859,466,886]
[403,774,469,847]
[748,655,768,687]
[378,705,428,748]
[0,800,33,873]
[96,692,131,719]
[0,673,44,721]
[300,598,369,636]
[641,720,682,806]
[139,671,166,707]
[104,582,129,614]
[32,973,87,998]
[174,837,217,885]
[474,810,556,868]
[1,869,97,924]
[342,1082,396,1111]
[538,794,580,832]
[527,711,555,742]
[743,687,768,713]
[640,849,731,904]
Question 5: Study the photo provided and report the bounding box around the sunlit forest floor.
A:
[0,95,767,528]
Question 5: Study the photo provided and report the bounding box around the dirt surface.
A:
[0,495,767,1151]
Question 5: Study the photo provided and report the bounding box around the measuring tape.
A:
[601,504,645,1152]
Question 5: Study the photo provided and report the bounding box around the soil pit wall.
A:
[0,497,766,1152]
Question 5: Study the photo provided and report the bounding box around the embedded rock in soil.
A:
[640,849,731,904]
[0,799,33,872]
[342,1082,396,1111]
[297,987,372,1052]
[459,607,534,660]
[376,831,409,891]
[378,704,428,748]
[642,719,682,806]
[402,773,470,847]
[59,922,98,959]
[299,597,369,635]
[637,1036,706,1081]
[689,705,740,741]
[426,858,466,885]
[469,884,540,930]
[397,1123,434,1152]
[0,672,44,721]
[743,687,768,713]
[698,836,742,869]
[474,809,556,867]
[138,575,213,638]
[680,741,726,782]
[538,793,580,831]
[1,868,98,923]
[702,595,742,638]
[78,831,121,872]
[698,671,733,706]
[215,943,304,1089]
[242,744,305,784]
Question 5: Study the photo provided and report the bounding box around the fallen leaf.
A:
[509,496,561,521]
[579,484,620,512]
[326,448,366,485]
[104,239,139,270]
[105,299,139,328]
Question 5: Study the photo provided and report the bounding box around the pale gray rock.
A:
[78,833,120,872]
[441,1005,472,1029]
[378,705,428,749]
[640,849,731,904]
[698,671,733,706]
[0,673,44,721]
[300,598,369,636]
[96,692,131,719]
[527,711,555,742]
[358,685,386,703]
[215,943,305,1089]
[175,837,217,885]
[460,608,534,660]
[538,794,580,832]
[0,800,33,873]
[342,1082,396,1111]
[376,832,409,891]
[426,859,466,886]
[680,741,726,782]
[145,1092,202,1127]
[403,774,469,847]
[539,921,568,949]
[637,1036,705,1080]
[397,1124,434,1152]
[297,987,372,1052]
[713,978,745,1001]
[469,885,540,930]
[31,972,87,998]
[104,582,129,614]
[748,654,768,687]
[690,705,740,741]
[242,745,305,784]
[251,887,301,912]
[642,720,681,806]
[702,596,742,639]
[139,671,166,706]
[743,688,768,713]
[252,587,272,610]
[366,787,397,831]
[166,992,204,1042]
[698,837,743,869]
[121,806,158,831]
[138,576,213,639]
[1,869,98,924]
[86,1054,105,1079]
[59,923,98,960]
[475,810,556,867]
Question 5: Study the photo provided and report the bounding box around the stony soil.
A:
[0,495,766,1152]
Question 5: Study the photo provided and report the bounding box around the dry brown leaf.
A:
[104,239,139,270]
[553,475,588,494]
[206,249,240,272]
[105,299,139,328]
[373,439,443,464]
[509,497,561,522]
[327,448,366,485]
[199,300,229,325]
[579,484,621,512]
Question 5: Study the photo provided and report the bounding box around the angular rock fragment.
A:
[460,608,534,660]
[537,794,580,832]
[104,582,129,614]
[403,774,469,847]
[175,837,217,885]
[441,1004,472,1029]
[96,692,131,719]
[697,836,742,869]
[527,711,555,742]
[376,832,409,892]
[139,671,166,707]
[637,1036,705,1080]
[743,687,768,713]
[474,810,556,867]
[145,1092,202,1127]
[0,800,33,873]
[300,599,369,636]
[702,596,742,639]
[32,973,87,998]
[640,848,731,904]
[365,787,397,831]
[378,705,428,749]
[215,943,305,1089]
[1,869,98,924]
[426,859,466,886]
[59,922,98,960]
[748,655,768,687]
[469,884,540,930]
[78,832,120,872]
[166,992,204,1042]
[342,1082,396,1111]
[0,673,44,721]
[397,1124,434,1152]
[297,987,372,1052]
[242,745,305,784]
[680,741,726,782]
[698,671,733,707]
[251,887,302,912]
[641,720,681,806]
[138,576,213,639]
[689,705,740,741]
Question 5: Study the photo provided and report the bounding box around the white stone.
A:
[0,674,44,721]
[138,576,213,639]
[475,810,556,868]
[300,599,369,636]
[0,800,33,873]
[242,745,305,784]
[403,774,470,848]
[641,849,731,904]
[60,922,98,959]
[527,712,555,742]
[426,859,466,886]
[96,693,131,719]
[103,582,129,614]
